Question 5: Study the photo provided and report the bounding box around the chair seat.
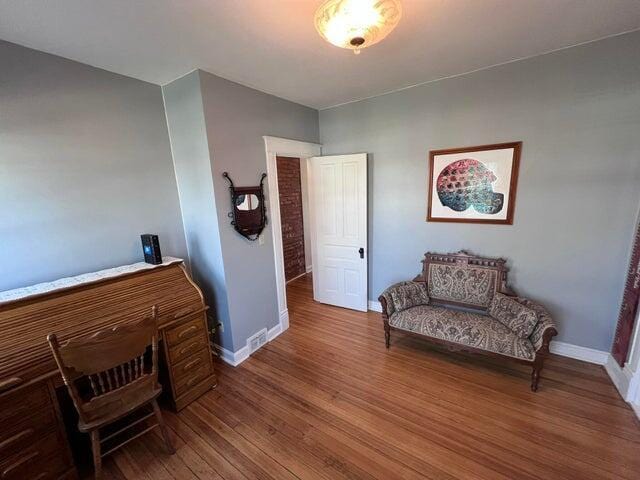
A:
[389,305,535,361]
[78,384,162,432]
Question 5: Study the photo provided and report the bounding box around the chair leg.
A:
[152,399,175,454]
[90,430,102,480]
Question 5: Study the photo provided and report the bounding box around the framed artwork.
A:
[427,141,521,225]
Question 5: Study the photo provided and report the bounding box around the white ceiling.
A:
[1,0,639,109]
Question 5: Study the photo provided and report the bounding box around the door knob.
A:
[359,247,365,259]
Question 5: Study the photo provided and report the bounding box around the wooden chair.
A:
[47,306,175,479]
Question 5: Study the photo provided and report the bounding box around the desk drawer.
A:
[0,409,58,457]
[162,313,215,410]
[0,431,68,480]
[172,348,211,380]
[174,359,212,398]
[0,382,51,423]
[165,316,207,348]
[0,383,58,452]
[168,334,208,364]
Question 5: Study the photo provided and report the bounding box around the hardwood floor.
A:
[99,273,639,480]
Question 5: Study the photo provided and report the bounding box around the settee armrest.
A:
[516,298,558,352]
[378,281,415,319]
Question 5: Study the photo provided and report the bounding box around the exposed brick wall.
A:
[277,156,306,281]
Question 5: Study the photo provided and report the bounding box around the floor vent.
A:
[247,328,268,354]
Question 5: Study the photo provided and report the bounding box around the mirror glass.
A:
[235,194,260,211]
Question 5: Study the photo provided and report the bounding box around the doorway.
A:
[264,136,321,334]
[276,156,312,283]
[264,137,369,338]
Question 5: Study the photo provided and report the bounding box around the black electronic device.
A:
[141,234,162,265]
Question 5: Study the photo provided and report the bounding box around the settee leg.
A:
[383,320,390,349]
[531,359,543,392]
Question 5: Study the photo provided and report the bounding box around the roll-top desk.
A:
[0,258,216,479]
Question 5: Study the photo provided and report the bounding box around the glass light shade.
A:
[314,0,402,54]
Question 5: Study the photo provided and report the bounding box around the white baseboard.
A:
[550,341,609,365]
[214,322,286,368]
[605,355,631,398]
[306,265,313,273]
[268,322,283,341]
[286,272,308,284]
[605,354,640,405]
[279,308,289,331]
[214,344,250,367]
[368,300,382,312]
[605,355,640,419]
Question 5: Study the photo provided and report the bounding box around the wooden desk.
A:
[0,259,216,479]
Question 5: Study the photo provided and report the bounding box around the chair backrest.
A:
[415,251,513,311]
[48,306,160,424]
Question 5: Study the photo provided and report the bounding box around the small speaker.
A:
[141,234,162,265]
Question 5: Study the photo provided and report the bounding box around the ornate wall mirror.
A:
[222,172,267,241]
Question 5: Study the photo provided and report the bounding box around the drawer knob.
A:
[177,325,198,339]
[182,358,202,371]
[179,341,199,356]
[186,376,200,388]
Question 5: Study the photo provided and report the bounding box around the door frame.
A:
[263,136,322,335]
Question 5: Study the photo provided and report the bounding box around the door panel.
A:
[320,164,338,236]
[310,154,367,311]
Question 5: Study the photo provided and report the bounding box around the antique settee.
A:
[379,251,558,391]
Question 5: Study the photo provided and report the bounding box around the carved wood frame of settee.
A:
[379,251,558,391]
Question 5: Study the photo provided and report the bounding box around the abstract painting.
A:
[427,142,521,224]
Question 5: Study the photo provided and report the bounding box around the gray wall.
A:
[162,71,233,347]
[199,71,319,352]
[163,70,319,353]
[0,40,187,291]
[319,31,640,351]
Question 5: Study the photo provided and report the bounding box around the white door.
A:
[309,154,367,311]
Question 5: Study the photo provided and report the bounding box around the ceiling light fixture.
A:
[314,0,402,54]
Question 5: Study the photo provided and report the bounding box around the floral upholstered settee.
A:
[379,251,558,391]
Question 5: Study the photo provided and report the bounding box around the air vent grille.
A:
[247,328,268,354]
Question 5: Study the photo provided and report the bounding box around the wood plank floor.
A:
[100,273,639,480]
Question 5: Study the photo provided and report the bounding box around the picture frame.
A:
[427,141,522,225]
